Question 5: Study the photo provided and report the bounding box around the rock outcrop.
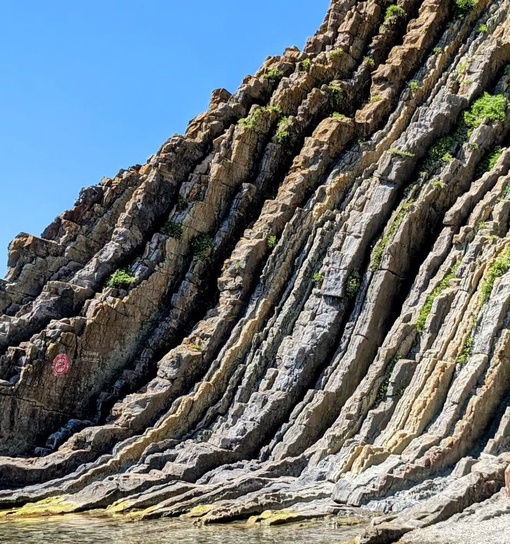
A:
[1,1,510,542]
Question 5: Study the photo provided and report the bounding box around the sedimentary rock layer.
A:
[1,1,510,542]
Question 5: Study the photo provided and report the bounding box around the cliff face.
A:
[1,1,510,542]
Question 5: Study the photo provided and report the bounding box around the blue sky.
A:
[0,0,329,278]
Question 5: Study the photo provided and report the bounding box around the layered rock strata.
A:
[1,1,510,542]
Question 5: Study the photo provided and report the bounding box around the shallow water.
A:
[0,514,365,544]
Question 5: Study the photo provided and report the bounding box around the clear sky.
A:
[0,0,329,278]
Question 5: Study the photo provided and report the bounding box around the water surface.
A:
[0,514,366,543]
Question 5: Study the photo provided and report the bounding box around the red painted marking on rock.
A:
[52,354,70,377]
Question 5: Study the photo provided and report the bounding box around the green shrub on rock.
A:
[161,220,183,239]
[457,335,473,365]
[312,273,324,287]
[416,263,459,333]
[299,58,311,71]
[191,234,214,259]
[385,5,406,20]
[267,235,277,250]
[464,93,507,131]
[364,56,375,68]
[481,247,510,303]
[177,196,188,211]
[346,270,361,299]
[107,269,136,289]
[455,0,476,12]
[408,80,421,93]
[275,117,296,147]
[328,48,344,60]
[423,135,456,171]
[476,146,503,177]
[264,68,284,86]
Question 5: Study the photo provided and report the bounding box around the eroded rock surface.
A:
[1,1,510,543]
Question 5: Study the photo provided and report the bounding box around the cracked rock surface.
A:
[1,1,510,542]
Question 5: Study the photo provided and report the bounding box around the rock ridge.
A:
[1,1,510,542]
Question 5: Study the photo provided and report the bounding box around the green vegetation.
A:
[267,235,277,250]
[328,48,344,60]
[161,220,183,239]
[264,68,285,86]
[455,0,476,12]
[431,179,446,189]
[481,247,510,303]
[275,117,295,146]
[476,146,503,177]
[299,58,311,71]
[464,92,507,131]
[371,202,413,270]
[329,84,343,98]
[331,112,347,119]
[487,147,503,169]
[239,105,282,130]
[477,23,488,33]
[416,263,459,333]
[388,148,415,158]
[403,181,417,198]
[457,334,473,365]
[376,355,400,405]
[191,234,214,259]
[364,56,375,68]
[177,196,188,211]
[370,94,382,103]
[238,108,263,129]
[433,46,443,54]
[423,135,456,172]
[385,5,406,20]
[312,273,325,287]
[408,80,421,93]
[266,105,283,115]
[457,61,469,76]
[345,270,361,299]
[107,269,136,290]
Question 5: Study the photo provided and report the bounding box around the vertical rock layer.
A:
[1,1,510,542]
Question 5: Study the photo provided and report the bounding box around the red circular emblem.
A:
[52,354,70,377]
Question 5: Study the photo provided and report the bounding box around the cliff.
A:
[1,1,510,542]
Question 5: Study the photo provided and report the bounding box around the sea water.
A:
[0,514,366,543]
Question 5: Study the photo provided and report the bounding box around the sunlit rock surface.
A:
[1,1,510,542]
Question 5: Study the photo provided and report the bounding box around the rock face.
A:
[1,1,510,542]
